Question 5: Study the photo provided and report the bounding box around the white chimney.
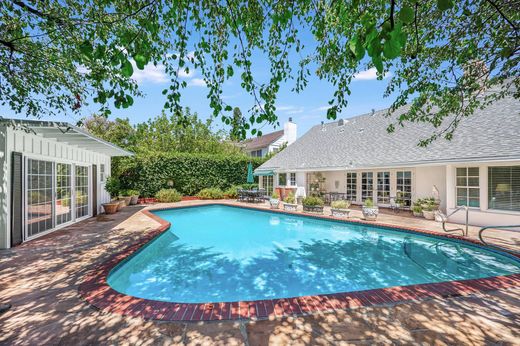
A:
[284,117,297,145]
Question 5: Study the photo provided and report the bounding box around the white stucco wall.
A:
[0,126,114,249]
[414,165,447,211]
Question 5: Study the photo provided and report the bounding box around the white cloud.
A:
[188,78,207,87]
[276,105,305,114]
[353,67,392,81]
[286,107,304,115]
[131,61,168,84]
[314,105,330,111]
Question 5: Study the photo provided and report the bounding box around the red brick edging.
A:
[78,202,520,322]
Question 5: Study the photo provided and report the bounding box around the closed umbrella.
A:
[247,162,254,183]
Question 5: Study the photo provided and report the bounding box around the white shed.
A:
[0,118,133,249]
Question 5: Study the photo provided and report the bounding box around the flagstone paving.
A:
[1,200,519,345]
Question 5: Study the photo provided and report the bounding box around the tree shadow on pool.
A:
[110,230,519,303]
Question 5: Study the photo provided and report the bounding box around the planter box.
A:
[412,211,423,217]
[138,197,158,204]
[102,202,119,214]
[422,210,435,220]
[283,203,298,212]
[181,196,200,201]
[303,205,324,214]
[331,208,350,218]
[269,198,280,209]
[362,206,379,221]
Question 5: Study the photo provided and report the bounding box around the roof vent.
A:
[338,119,344,126]
[288,117,293,122]
[321,121,326,131]
[358,128,364,133]
[371,109,376,116]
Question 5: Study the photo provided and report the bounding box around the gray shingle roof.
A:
[258,96,520,171]
[242,130,284,150]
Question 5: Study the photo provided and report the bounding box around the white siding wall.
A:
[0,126,113,249]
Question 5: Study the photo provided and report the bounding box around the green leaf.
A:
[399,5,415,24]
[121,60,133,78]
[437,0,454,11]
[134,54,147,70]
[80,40,93,57]
[226,65,234,77]
[383,38,401,59]
[349,36,365,61]
[372,56,384,73]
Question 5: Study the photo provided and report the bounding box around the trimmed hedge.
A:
[113,153,264,197]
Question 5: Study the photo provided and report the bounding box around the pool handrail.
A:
[478,225,520,250]
[441,205,469,236]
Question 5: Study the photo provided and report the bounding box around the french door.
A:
[377,171,391,205]
[25,158,90,240]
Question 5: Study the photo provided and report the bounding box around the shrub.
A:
[126,189,140,196]
[105,176,121,199]
[412,204,423,213]
[197,188,224,199]
[155,189,182,203]
[302,196,324,207]
[224,185,240,198]
[271,191,280,199]
[363,198,375,207]
[331,200,350,209]
[112,153,264,196]
[284,192,296,204]
[241,183,259,190]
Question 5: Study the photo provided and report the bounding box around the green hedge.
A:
[113,153,264,197]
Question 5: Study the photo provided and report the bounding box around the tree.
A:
[1,1,518,145]
[82,115,135,148]
[229,107,245,141]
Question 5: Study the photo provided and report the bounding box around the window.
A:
[250,149,262,157]
[377,171,390,204]
[488,166,520,212]
[289,173,296,186]
[456,167,480,207]
[346,172,357,201]
[56,163,72,225]
[100,164,105,182]
[26,159,54,237]
[278,173,287,186]
[396,171,412,207]
[361,172,373,202]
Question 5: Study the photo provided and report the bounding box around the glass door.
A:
[262,175,273,196]
[361,172,373,202]
[75,165,90,219]
[56,163,72,225]
[377,171,390,205]
[26,159,54,238]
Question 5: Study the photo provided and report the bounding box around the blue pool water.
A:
[108,205,520,303]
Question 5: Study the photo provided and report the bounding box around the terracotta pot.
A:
[116,200,126,211]
[130,195,139,205]
[102,202,119,214]
[121,196,132,206]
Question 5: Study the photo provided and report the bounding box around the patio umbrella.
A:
[247,162,254,183]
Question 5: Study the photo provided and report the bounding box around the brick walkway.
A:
[1,200,519,345]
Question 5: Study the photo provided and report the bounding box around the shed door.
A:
[10,152,23,246]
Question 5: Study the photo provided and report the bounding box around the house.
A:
[255,95,520,227]
[241,118,297,157]
[0,118,133,249]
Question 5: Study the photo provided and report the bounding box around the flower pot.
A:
[116,199,126,211]
[269,198,280,209]
[130,195,139,205]
[102,202,119,214]
[121,196,132,206]
[303,205,324,214]
[283,202,298,212]
[413,210,423,217]
[362,206,379,221]
[422,210,435,220]
[331,208,350,218]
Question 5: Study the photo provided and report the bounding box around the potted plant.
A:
[103,176,121,214]
[422,202,436,220]
[411,201,423,217]
[127,190,140,205]
[362,198,379,221]
[331,200,351,218]
[270,191,280,209]
[283,192,298,212]
[302,196,324,214]
[102,201,119,214]
[119,189,132,206]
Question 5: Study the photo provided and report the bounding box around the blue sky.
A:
[0,56,395,139]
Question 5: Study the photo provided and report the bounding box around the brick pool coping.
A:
[78,202,520,322]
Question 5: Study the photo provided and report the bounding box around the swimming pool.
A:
[107,205,520,304]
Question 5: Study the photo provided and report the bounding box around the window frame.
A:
[346,172,357,202]
[396,170,412,207]
[289,173,296,186]
[278,173,287,186]
[488,166,520,212]
[455,167,480,208]
[361,172,374,202]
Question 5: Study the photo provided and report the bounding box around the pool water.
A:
[107,205,520,303]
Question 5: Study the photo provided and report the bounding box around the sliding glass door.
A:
[56,163,72,225]
[75,165,90,219]
[26,159,54,238]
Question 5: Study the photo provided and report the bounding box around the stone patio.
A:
[1,200,519,345]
